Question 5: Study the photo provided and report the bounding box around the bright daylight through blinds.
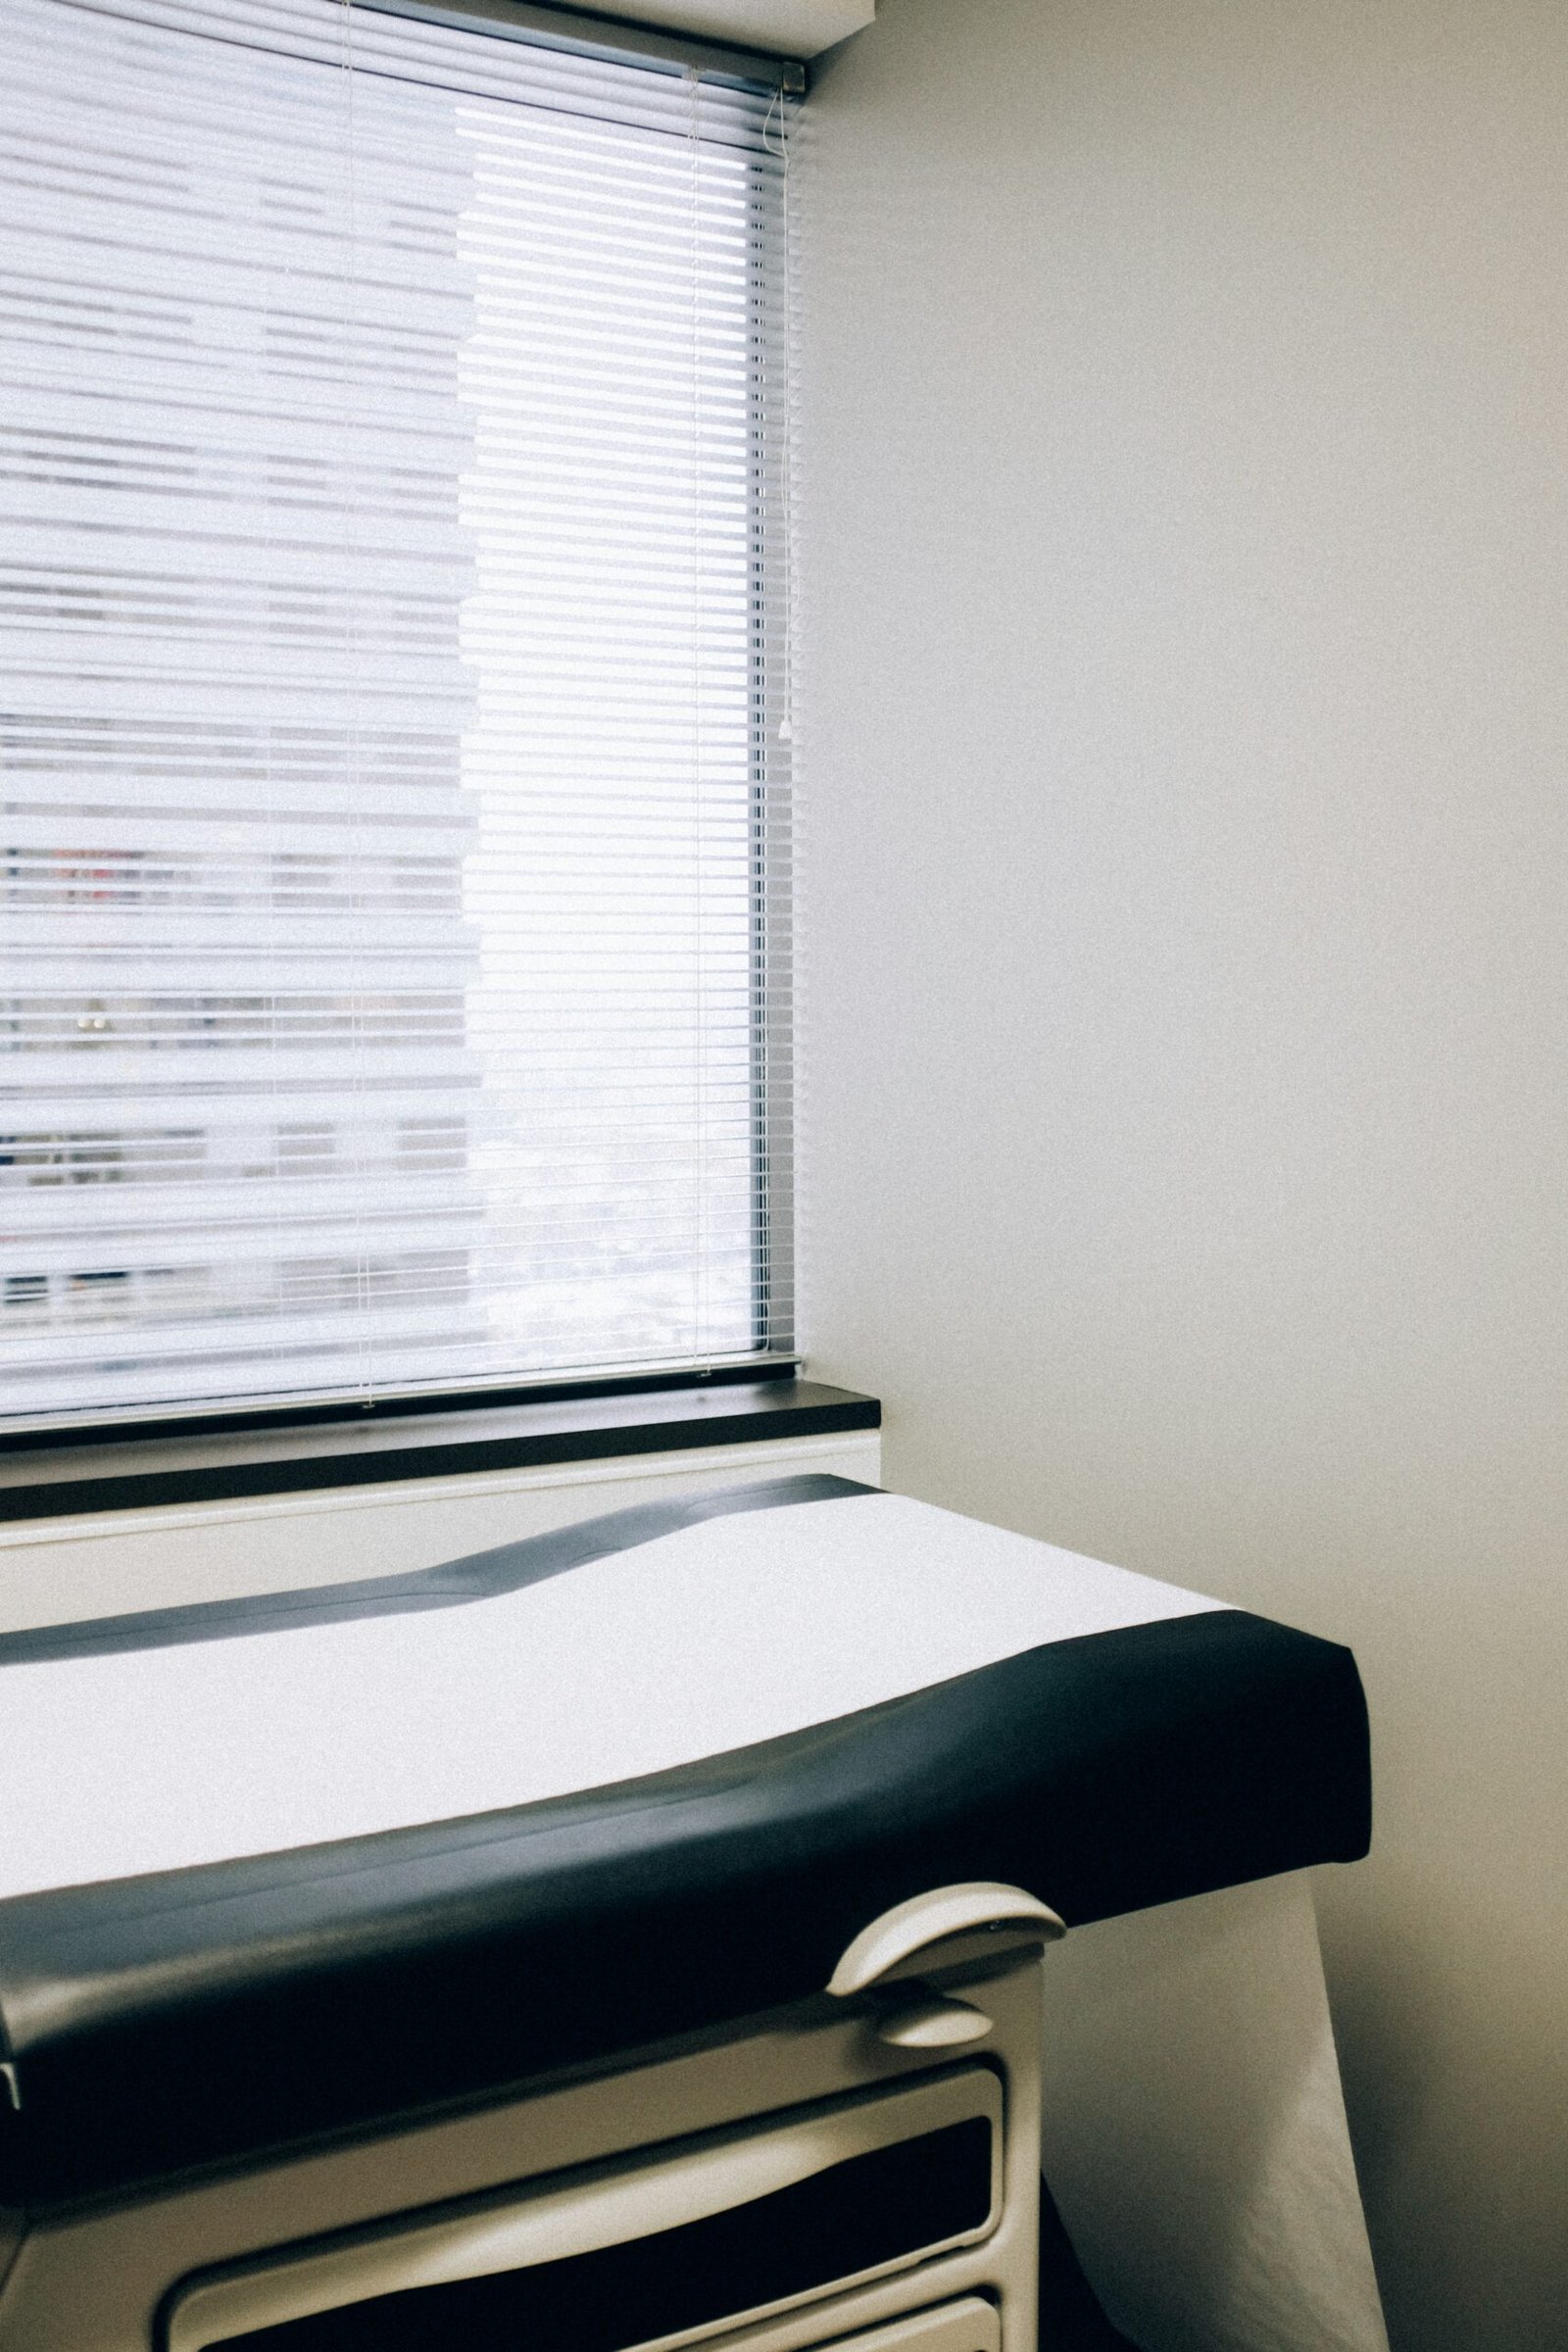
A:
[1,0,795,1428]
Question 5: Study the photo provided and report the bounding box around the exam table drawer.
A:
[819,2307,1001,2352]
[165,2069,1003,2352]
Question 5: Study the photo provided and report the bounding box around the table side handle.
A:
[827,1882,1065,1998]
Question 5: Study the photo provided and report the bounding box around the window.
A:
[0,0,795,1431]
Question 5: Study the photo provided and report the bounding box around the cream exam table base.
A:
[0,1478,1382,2350]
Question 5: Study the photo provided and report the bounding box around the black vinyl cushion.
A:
[0,1481,1371,2208]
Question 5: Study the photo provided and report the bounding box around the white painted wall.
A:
[795,4,1568,2347]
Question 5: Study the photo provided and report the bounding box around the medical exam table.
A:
[0,1476,1375,2350]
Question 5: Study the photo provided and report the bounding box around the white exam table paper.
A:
[0,1491,1219,1900]
[1042,1872,1390,2352]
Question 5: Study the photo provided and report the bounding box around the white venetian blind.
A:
[0,0,795,1430]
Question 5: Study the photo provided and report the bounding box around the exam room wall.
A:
[794,4,1568,2348]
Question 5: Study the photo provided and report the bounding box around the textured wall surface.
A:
[795,5,1568,2345]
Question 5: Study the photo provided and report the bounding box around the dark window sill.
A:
[0,1379,881,1527]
